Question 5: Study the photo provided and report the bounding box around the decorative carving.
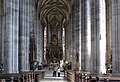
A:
[46,45,63,61]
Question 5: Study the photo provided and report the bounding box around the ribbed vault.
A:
[37,0,72,25]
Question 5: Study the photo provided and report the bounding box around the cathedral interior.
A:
[0,0,120,82]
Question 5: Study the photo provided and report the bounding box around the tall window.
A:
[62,27,65,60]
[44,27,47,60]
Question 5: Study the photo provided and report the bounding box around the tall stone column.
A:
[46,24,51,46]
[36,17,41,63]
[33,2,38,63]
[39,25,44,65]
[71,0,81,70]
[71,3,75,69]
[0,0,3,64]
[58,22,63,46]
[19,0,25,72]
[3,0,19,73]
[74,0,80,70]
[28,0,35,70]
[66,14,72,67]
[80,0,91,72]
[46,23,51,62]
[69,19,72,62]
[65,25,71,62]
[78,0,82,71]
[106,0,112,70]
[112,0,120,73]
[90,0,106,74]
[65,13,72,62]
[25,0,30,70]
[19,0,30,71]
[36,19,44,65]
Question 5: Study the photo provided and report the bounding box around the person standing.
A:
[57,67,60,77]
[53,66,57,77]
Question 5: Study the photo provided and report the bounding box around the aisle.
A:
[39,70,68,82]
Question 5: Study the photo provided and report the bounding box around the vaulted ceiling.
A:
[37,0,72,26]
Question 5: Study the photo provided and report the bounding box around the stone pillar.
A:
[19,0,30,71]
[39,25,44,65]
[65,25,70,61]
[65,13,72,66]
[19,0,25,72]
[75,1,80,71]
[3,0,19,73]
[36,0,44,63]
[106,0,112,70]
[80,0,91,72]
[33,1,37,62]
[112,0,120,73]
[71,0,81,70]
[90,0,106,74]
[86,0,91,72]
[36,18,41,63]
[26,0,30,71]
[65,14,72,62]
[46,23,51,62]
[78,0,82,71]
[69,22,72,62]
[0,0,3,64]
[46,24,51,46]
[58,22,63,46]
[81,0,85,71]
[71,3,75,69]
[29,0,34,70]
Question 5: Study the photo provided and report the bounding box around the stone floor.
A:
[39,70,68,82]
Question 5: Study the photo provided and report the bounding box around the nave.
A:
[39,70,68,82]
[1,0,120,82]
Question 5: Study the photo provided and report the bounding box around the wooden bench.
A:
[64,71,75,82]
[0,70,45,82]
